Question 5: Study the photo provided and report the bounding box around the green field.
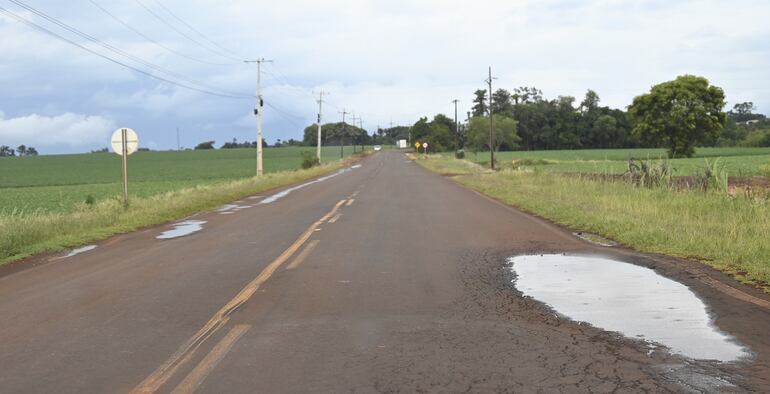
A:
[463,147,770,177]
[0,146,362,214]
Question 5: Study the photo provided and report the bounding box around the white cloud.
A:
[2,0,770,153]
[0,113,115,148]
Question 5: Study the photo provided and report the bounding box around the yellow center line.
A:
[286,240,320,270]
[170,324,251,394]
[328,213,342,224]
[130,199,348,394]
[345,199,355,206]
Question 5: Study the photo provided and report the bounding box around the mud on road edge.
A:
[455,247,761,392]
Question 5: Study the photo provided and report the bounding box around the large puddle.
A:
[509,254,750,362]
[156,220,207,240]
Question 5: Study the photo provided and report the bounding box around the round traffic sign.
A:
[423,142,428,148]
[111,128,139,156]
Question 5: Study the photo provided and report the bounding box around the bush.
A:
[455,149,465,159]
[301,150,320,169]
[85,195,96,206]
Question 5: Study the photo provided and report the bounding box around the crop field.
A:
[464,147,770,177]
[0,146,362,214]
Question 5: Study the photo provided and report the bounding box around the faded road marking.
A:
[170,325,251,394]
[286,240,320,270]
[328,214,342,223]
[260,167,356,204]
[130,199,348,394]
[345,199,355,206]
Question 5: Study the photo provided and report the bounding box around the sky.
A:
[1,0,769,154]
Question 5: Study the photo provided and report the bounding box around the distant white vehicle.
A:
[397,139,408,149]
[373,145,382,151]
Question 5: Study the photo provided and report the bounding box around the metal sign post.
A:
[423,142,429,155]
[111,128,139,207]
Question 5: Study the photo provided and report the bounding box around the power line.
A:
[150,0,243,60]
[87,0,238,66]
[7,0,250,98]
[0,5,252,99]
[133,0,241,62]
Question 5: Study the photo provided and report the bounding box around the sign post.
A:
[414,141,421,153]
[423,142,429,155]
[111,128,139,207]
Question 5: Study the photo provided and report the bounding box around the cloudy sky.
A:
[1,0,769,154]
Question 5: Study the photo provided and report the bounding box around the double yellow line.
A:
[130,198,350,394]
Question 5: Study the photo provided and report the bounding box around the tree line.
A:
[0,145,38,157]
[409,74,766,158]
[190,74,768,159]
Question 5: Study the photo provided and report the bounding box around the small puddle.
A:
[217,204,251,215]
[64,245,97,258]
[260,167,354,205]
[509,254,750,362]
[156,220,207,240]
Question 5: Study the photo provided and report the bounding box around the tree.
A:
[16,145,26,156]
[512,86,543,104]
[592,115,617,148]
[628,75,726,158]
[471,89,488,117]
[467,115,520,153]
[194,141,216,150]
[491,89,513,115]
[26,147,38,156]
[0,145,15,157]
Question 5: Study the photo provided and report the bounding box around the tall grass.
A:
[0,163,344,265]
[415,156,770,289]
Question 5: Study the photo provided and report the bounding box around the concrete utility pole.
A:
[338,109,348,158]
[315,90,328,162]
[452,99,460,154]
[485,66,497,169]
[245,58,273,176]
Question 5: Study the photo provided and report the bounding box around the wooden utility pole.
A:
[452,99,459,154]
[485,67,497,169]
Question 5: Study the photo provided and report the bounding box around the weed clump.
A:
[626,158,673,188]
[301,150,320,169]
[693,159,728,193]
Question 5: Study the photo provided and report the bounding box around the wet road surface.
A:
[0,151,769,393]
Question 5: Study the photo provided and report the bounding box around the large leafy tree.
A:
[467,115,520,153]
[628,75,726,158]
[303,122,365,146]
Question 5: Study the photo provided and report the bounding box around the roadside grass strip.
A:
[0,163,346,265]
[416,155,770,291]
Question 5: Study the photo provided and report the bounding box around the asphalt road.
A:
[1,151,769,393]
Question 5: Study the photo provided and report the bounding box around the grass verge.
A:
[0,160,351,266]
[414,155,770,291]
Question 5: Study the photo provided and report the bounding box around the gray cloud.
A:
[1,0,769,153]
